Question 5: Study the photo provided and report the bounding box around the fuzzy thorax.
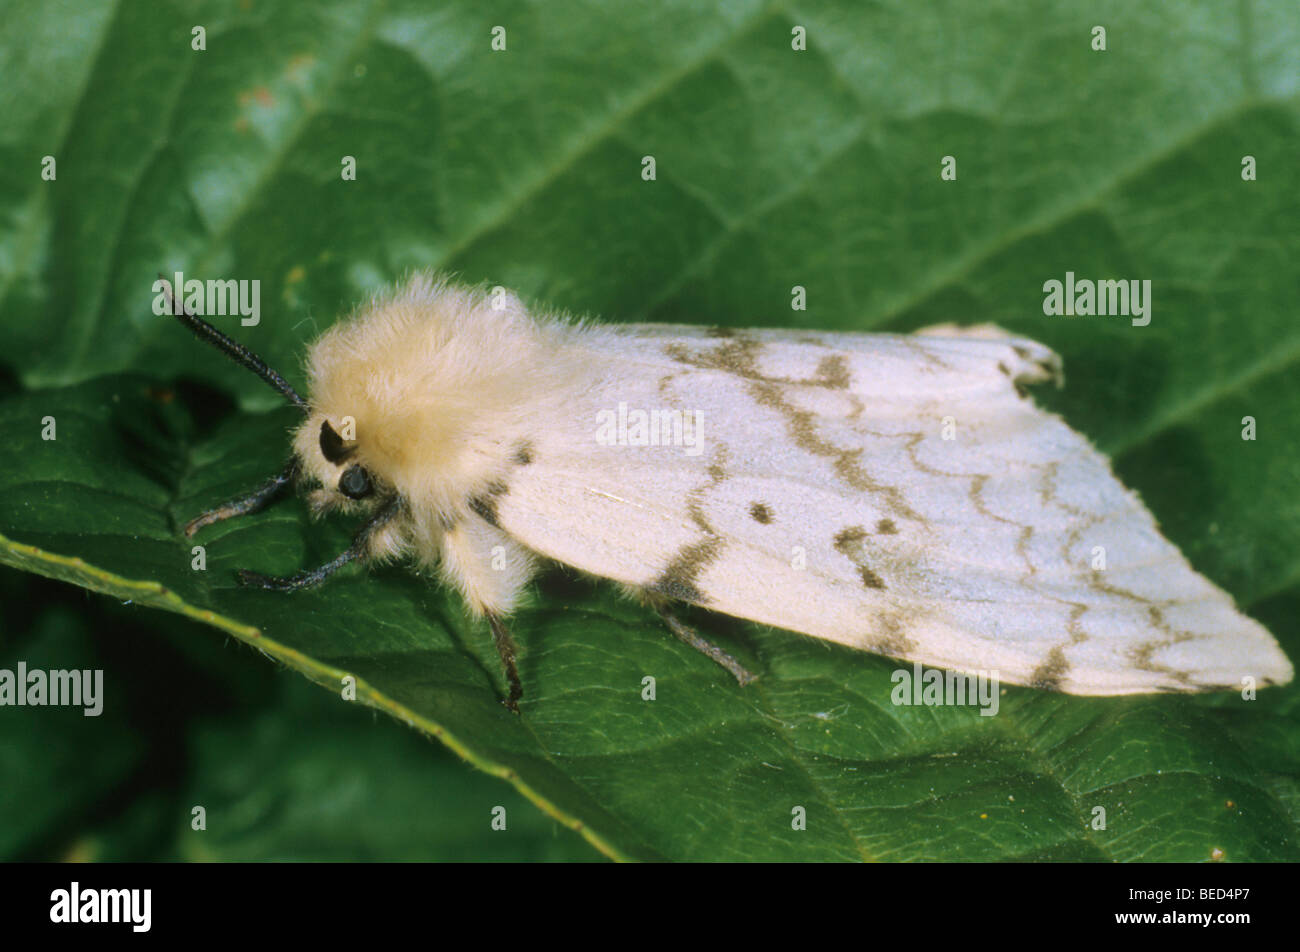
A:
[290,276,591,592]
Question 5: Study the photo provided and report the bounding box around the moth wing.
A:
[492,326,1292,695]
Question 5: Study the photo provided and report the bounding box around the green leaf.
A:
[0,574,146,859]
[170,677,603,862]
[2,1,1298,861]
[0,568,600,861]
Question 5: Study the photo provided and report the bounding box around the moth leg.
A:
[236,496,402,592]
[655,603,758,686]
[436,519,533,714]
[184,459,300,537]
[486,613,523,714]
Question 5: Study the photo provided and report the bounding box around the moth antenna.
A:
[158,274,308,411]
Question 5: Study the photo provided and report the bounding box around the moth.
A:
[167,275,1293,710]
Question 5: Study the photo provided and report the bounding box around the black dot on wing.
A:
[859,567,886,590]
[513,441,535,466]
[468,479,510,528]
[749,502,773,524]
[876,518,898,534]
[834,526,867,547]
[469,495,499,527]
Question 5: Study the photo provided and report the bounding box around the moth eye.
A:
[338,464,372,500]
[319,419,354,464]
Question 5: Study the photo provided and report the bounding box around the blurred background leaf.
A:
[0,568,599,861]
[0,0,1297,860]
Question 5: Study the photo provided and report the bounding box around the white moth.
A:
[167,275,1293,709]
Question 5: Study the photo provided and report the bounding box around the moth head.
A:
[157,274,396,518]
[166,272,539,534]
[294,414,386,516]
